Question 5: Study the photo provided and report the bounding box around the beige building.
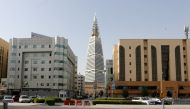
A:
[85,82,105,98]
[112,39,190,98]
[0,38,9,81]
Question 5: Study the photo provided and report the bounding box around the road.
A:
[1,103,190,109]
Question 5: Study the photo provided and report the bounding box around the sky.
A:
[0,0,190,75]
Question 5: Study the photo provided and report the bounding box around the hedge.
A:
[92,100,146,105]
[45,98,55,106]
[34,98,45,103]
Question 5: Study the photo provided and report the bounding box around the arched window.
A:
[119,45,125,81]
[175,46,181,81]
[136,46,141,81]
[151,46,157,81]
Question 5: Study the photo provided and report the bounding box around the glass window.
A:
[136,46,141,81]
[41,75,44,79]
[24,75,27,79]
[49,68,51,71]
[41,45,45,48]
[24,60,29,64]
[119,45,125,81]
[47,83,49,86]
[33,76,37,79]
[11,53,16,56]
[41,68,44,71]
[12,45,17,49]
[33,45,37,48]
[41,60,45,64]
[24,68,28,71]
[24,45,28,48]
[33,60,37,64]
[33,68,37,71]
[10,60,16,63]
[175,46,181,81]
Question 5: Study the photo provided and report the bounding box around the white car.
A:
[19,95,31,103]
[3,95,14,103]
[132,97,150,104]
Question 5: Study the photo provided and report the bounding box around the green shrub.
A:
[34,98,45,103]
[92,100,146,105]
[54,97,63,103]
[45,98,55,106]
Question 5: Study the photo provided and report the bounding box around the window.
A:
[41,83,44,86]
[129,46,131,49]
[33,45,37,48]
[53,83,55,86]
[145,79,148,81]
[49,60,51,64]
[145,71,148,74]
[24,60,29,64]
[183,47,186,50]
[175,46,181,81]
[144,55,147,58]
[49,68,51,71]
[41,68,45,71]
[151,46,157,81]
[129,54,131,57]
[49,45,51,48]
[24,68,28,71]
[11,53,16,56]
[184,71,187,74]
[41,45,45,48]
[41,60,45,64]
[49,53,52,56]
[58,83,64,86]
[18,60,20,63]
[17,75,19,78]
[10,60,16,63]
[33,76,37,79]
[47,83,49,86]
[12,45,17,49]
[130,70,132,74]
[19,53,20,56]
[18,68,20,71]
[129,62,131,65]
[136,46,141,81]
[41,75,44,79]
[144,47,147,50]
[33,68,37,71]
[24,75,28,79]
[33,60,37,64]
[184,55,186,58]
[49,76,51,79]
[19,45,21,49]
[24,45,28,48]
[58,75,63,78]
[119,45,125,81]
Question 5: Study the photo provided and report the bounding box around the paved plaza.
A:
[1,103,190,109]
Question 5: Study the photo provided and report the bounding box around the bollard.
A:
[3,102,8,109]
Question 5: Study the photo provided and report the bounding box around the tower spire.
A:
[92,15,99,37]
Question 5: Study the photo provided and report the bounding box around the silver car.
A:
[3,95,14,103]
[19,95,31,103]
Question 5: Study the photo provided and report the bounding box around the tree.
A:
[122,88,129,98]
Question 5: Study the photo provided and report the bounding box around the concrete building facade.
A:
[0,38,9,81]
[7,33,77,97]
[74,74,85,97]
[105,59,113,86]
[112,39,190,98]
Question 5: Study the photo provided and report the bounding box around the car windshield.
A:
[5,96,12,99]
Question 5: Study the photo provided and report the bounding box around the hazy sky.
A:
[0,0,190,75]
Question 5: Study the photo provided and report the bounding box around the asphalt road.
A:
[1,103,190,109]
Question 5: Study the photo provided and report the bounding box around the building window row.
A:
[24,67,52,72]
[18,44,51,49]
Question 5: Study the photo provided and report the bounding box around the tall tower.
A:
[85,16,105,83]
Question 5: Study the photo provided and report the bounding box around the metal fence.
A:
[173,98,190,104]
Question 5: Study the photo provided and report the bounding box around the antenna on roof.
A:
[184,25,189,39]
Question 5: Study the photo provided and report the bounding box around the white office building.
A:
[7,33,77,97]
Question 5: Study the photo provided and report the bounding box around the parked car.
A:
[19,95,31,103]
[3,95,14,103]
[132,97,150,104]
[149,98,162,105]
